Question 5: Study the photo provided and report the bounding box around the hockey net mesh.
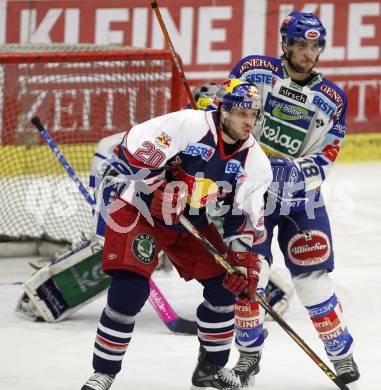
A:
[0,44,181,245]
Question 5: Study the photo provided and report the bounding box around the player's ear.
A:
[219,105,227,121]
[282,40,289,55]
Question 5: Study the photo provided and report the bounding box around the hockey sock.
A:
[197,275,236,366]
[234,293,266,353]
[93,271,150,374]
[306,294,354,361]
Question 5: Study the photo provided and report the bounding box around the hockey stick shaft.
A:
[31,117,96,207]
[31,116,197,335]
[150,1,198,110]
[179,215,349,390]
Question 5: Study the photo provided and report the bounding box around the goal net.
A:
[0,44,182,251]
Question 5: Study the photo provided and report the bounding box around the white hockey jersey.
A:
[98,109,272,242]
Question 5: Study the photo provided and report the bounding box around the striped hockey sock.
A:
[234,298,265,353]
[306,294,354,360]
[197,299,235,366]
[93,304,135,375]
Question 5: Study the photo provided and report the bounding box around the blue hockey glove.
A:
[268,156,305,202]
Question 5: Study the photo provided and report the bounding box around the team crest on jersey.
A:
[183,143,215,161]
[132,234,156,264]
[288,230,330,266]
[155,132,172,149]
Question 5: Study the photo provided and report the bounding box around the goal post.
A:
[0,44,182,253]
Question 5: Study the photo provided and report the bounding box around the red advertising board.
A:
[1,0,381,134]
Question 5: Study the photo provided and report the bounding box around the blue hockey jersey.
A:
[230,55,348,193]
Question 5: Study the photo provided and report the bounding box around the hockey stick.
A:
[30,116,197,335]
[150,1,198,110]
[151,6,349,379]
[178,215,350,390]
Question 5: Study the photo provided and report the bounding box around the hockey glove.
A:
[150,180,187,225]
[223,251,262,298]
[267,156,306,203]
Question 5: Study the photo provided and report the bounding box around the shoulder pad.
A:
[236,55,282,76]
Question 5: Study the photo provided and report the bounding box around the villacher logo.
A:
[288,230,330,266]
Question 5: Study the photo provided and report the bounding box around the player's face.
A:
[221,107,258,143]
[284,39,322,76]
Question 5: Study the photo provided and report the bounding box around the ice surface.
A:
[1,162,380,390]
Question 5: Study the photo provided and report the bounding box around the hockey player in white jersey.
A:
[229,11,360,387]
[81,79,273,390]
[90,82,294,319]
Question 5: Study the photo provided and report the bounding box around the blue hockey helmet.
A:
[221,79,261,112]
[280,11,326,47]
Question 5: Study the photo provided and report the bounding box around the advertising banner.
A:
[1,0,380,139]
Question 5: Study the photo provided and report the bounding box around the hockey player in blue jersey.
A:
[229,11,360,387]
[81,79,273,390]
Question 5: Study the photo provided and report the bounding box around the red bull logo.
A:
[171,166,219,208]
[223,78,242,93]
[155,132,172,149]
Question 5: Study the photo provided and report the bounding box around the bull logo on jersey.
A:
[155,132,172,149]
[171,166,219,209]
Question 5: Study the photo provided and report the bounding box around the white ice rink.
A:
[1,162,380,390]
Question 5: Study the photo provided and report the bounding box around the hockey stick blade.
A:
[167,318,198,335]
[31,117,197,335]
[148,278,197,335]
